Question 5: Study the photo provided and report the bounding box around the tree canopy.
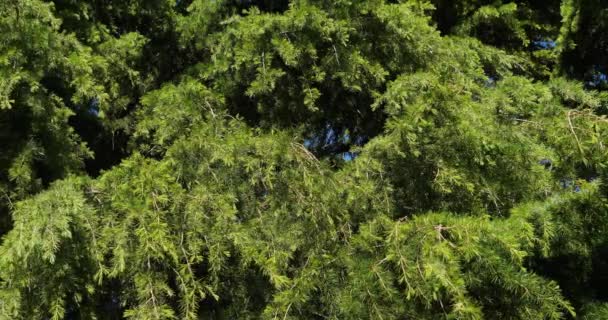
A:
[1,0,608,319]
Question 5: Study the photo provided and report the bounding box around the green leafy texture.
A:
[557,0,608,90]
[0,178,97,319]
[196,1,440,155]
[0,0,148,235]
[1,0,608,319]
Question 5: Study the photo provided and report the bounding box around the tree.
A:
[1,0,607,319]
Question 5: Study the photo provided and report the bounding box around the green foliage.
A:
[580,302,608,320]
[1,0,608,319]
[557,0,608,89]
[0,177,97,319]
[337,210,574,319]
[0,0,151,237]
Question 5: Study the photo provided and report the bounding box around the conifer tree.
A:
[1,0,607,319]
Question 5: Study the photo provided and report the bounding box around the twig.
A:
[567,110,586,159]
